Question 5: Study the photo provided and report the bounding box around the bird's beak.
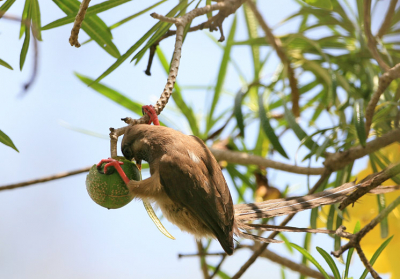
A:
[136,159,142,171]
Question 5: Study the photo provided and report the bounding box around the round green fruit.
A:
[86,159,141,209]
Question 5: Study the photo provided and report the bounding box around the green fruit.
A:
[86,159,141,209]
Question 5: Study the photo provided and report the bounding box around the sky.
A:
[0,0,391,278]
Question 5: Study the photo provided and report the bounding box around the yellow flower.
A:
[319,143,400,278]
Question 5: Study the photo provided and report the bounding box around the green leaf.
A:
[20,0,31,38]
[316,247,341,279]
[243,2,260,77]
[354,99,366,147]
[0,0,16,20]
[310,207,318,229]
[234,90,245,137]
[359,236,393,279]
[0,58,13,70]
[302,1,333,11]
[377,194,389,239]
[205,0,212,19]
[258,92,289,158]
[290,243,332,279]
[0,130,19,152]
[92,0,185,84]
[207,15,237,132]
[109,0,167,30]
[53,0,120,58]
[156,47,199,135]
[43,0,132,30]
[20,26,31,70]
[31,0,41,40]
[75,73,143,116]
[284,104,319,151]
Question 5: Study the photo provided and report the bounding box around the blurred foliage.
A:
[1,0,400,278]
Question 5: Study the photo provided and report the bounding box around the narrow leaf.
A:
[0,130,19,152]
[53,0,120,58]
[0,0,16,19]
[207,15,237,132]
[316,247,341,279]
[290,243,331,279]
[42,0,132,30]
[20,27,31,70]
[302,0,333,10]
[75,73,143,116]
[31,0,41,40]
[0,58,13,70]
[259,93,289,158]
[377,194,389,239]
[234,90,245,137]
[20,0,31,38]
[284,104,319,151]
[92,0,184,84]
[359,236,393,279]
[354,99,366,147]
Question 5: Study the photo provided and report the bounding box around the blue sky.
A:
[0,0,391,278]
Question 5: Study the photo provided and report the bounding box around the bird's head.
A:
[121,125,151,170]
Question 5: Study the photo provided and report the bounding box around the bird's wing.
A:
[158,136,234,254]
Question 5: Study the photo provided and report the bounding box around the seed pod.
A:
[86,159,140,209]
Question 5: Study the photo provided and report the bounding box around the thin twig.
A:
[69,0,91,47]
[210,148,325,175]
[256,247,334,279]
[247,1,300,117]
[0,167,91,191]
[376,0,398,39]
[364,0,390,71]
[196,240,210,279]
[364,63,400,135]
[324,128,400,171]
[208,255,226,279]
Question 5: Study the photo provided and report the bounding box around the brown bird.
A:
[100,106,281,254]
[99,106,235,254]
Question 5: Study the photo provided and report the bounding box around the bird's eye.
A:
[122,146,133,161]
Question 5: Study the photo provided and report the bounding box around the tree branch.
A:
[69,0,91,47]
[376,0,398,39]
[0,167,91,191]
[365,63,400,135]
[364,0,390,71]
[210,148,325,175]
[324,128,400,171]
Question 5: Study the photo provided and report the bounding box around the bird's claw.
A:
[142,105,160,126]
[97,158,123,173]
[96,158,130,184]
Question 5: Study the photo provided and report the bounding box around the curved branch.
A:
[69,0,91,47]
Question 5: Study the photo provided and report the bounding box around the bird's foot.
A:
[142,105,160,126]
[96,158,130,185]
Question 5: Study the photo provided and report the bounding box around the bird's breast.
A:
[157,198,213,238]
